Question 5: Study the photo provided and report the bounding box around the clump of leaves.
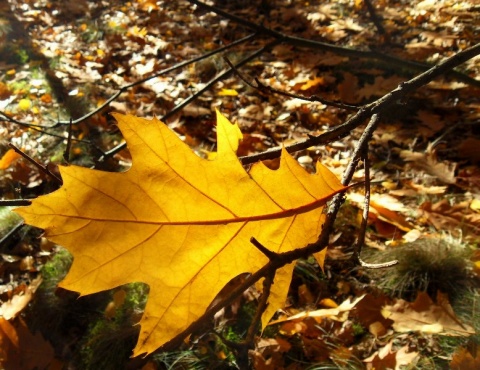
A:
[365,238,474,302]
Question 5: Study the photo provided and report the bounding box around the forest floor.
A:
[0,0,479,369]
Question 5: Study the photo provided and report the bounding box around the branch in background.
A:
[0,199,32,206]
[101,37,282,159]
[240,42,480,165]
[187,0,480,88]
[363,0,386,36]
[352,146,371,261]
[0,33,257,131]
[0,221,24,251]
[8,143,62,185]
[0,111,92,144]
[223,55,359,111]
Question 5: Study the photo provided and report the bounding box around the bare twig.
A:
[102,37,282,159]
[363,0,386,35]
[0,221,24,250]
[243,270,275,367]
[63,118,73,163]
[240,42,480,165]
[8,144,62,185]
[223,56,358,110]
[250,237,280,261]
[254,78,359,111]
[0,33,257,132]
[0,199,32,206]
[350,130,399,268]
[0,111,92,143]
[187,0,480,88]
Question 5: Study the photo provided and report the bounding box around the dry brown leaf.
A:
[419,200,480,238]
[382,292,475,336]
[0,317,55,370]
[337,72,359,103]
[389,181,447,196]
[269,295,365,325]
[400,146,456,184]
[364,341,418,370]
[0,277,42,320]
[458,137,480,163]
[416,110,445,138]
[450,345,480,370]
[351,293,393,331]
[348,193,413,232]
[358,76,406,100]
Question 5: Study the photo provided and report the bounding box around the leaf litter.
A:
[0,0,479,368]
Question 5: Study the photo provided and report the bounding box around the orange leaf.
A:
[450,345,480,370]
[15,110,345,356]
[0,317,54,370]
[0,149,21,170]
[381,292,474,336]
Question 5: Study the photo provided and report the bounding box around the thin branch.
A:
[363,0,386,35]
[0,221,24,250]
[187,0,480,88]
[248,271,274,344]
[350,138,398,268]
[102,38,283,159]
[250,237,280,261]
[54,33,257,127]
[353,146,371,259]
[63,118,73,163]
[254,78,359,111]
[0,199,32,206]
[0,33,257,132]
[243,270,275,367]
[239,42,480,165]
[8,144,62,185]
[0,111,92,143]
[223,56,358,110]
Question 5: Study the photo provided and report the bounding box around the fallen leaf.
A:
[381,292,475,336]
[400,145,456,184]
[0,277,42,320]
[364,341,418,370]
[348,193,413,232]
[15,110,345,356]
[450,345,480,370]
[351,293,393,331]
[419,200,480,238]
[458,138,480,163]
[0,149,21,170]
[269,295,365,325]
[0,317,55,370]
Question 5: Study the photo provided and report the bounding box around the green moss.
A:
[40,247,73,284]
[77,283,148,369]
[351,322,364,337]
[0,207,23,236]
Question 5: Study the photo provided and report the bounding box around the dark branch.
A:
[8,144,62,185]
[102,37,282,159]
[187,0,480,88]
[240,42,480,165]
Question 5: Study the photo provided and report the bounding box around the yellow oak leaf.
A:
[14,110,345,356]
